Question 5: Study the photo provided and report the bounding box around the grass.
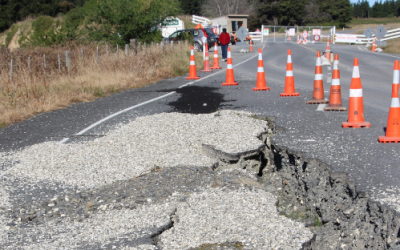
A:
[0,41,203,127]
[381,38,400,54]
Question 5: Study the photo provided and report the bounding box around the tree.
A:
[85,0,181,44]
[258,0,306,26]
[202,0,258,17]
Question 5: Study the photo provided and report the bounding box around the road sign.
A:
[288,28,295,36]
[235,26,249,46]
[313,29,321,35]
[363,27,374,39]
[302,31,308,38]
[374,25,387,40]
[314,35,320,41]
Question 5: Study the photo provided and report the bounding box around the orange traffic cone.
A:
[253,48,270,91]
[186,45,200,80]
[372,39,376,52]
[281,50,299,97]
[297,36,300,44]
[325,40,331,60]
[222,47,238,86]
[210,43,222,69]
[201,44,212,72]
[325,54,347,111]
[342,58,371,128]
[379,60,400,142]
[307,51,328,104]
[288,36,291,41]
[249,40,253,52]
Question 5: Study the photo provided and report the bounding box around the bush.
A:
[278,27,286,33]
[32,16,54,34]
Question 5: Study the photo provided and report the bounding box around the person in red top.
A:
[219,28,230,61]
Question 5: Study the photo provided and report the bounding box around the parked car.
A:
[164,28,217,52]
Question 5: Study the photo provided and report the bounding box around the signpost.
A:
[235,26,249,46]
[302,30,308,38]
[374,25,387,46]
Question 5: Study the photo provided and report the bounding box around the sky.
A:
[350,0,378,6]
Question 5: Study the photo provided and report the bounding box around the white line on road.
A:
[317,104,327,111]
[59,44,266,144]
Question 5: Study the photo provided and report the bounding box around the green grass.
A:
[349,17,400,26]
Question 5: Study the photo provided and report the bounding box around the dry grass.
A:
[381,39,400,54]
[0,42,203,128]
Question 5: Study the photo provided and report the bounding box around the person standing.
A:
[219,28,230,62]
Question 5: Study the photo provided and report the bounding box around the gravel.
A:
[4,110,266,190]
[0,110,313,249]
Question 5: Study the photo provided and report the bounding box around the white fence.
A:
[249,32,263,42]
[335,27,400,44]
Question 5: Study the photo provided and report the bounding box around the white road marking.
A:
[317,104,327,111]
[59,44,266,144]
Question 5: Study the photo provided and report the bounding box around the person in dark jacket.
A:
[219,28,230,61]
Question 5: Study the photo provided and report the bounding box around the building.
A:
[209,14,249,34]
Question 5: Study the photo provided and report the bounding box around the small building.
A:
[210,14,249,34]
[160,17,185,38]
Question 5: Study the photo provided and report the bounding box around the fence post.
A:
[81,48,84,67]
[58,52,61,72]
[106,44,109,56]
[117,44,119,59]
[28,57,31,75]
[9,59,13,82]
[171,41,173,50]
[96,46,99,63]
[161,41,164,52]
[151,42,154,53]
[43,54,47,85]
[65,51,70,77]
[130,39,137,55]
[125,44,128,56]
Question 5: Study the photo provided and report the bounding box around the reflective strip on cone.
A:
[393,70,399,84]
[227,64,233,69]
[315,74,323,80]
[350,89,363,97]
[352,66,360,78]
[392,98,400,107]
[286,71,293,77]
[258,67,264,72]
[331,79,340,86]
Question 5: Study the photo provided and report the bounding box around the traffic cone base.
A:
[281,93,300,97]
[342,121,371,128]
[253,87,270,91]
[306,99,328,104]
[324,106,347,111]
[222,82,238,86]
[186,76,200,80]
[378,136,400,143]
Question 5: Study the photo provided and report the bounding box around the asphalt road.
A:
[1,39,400,209]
